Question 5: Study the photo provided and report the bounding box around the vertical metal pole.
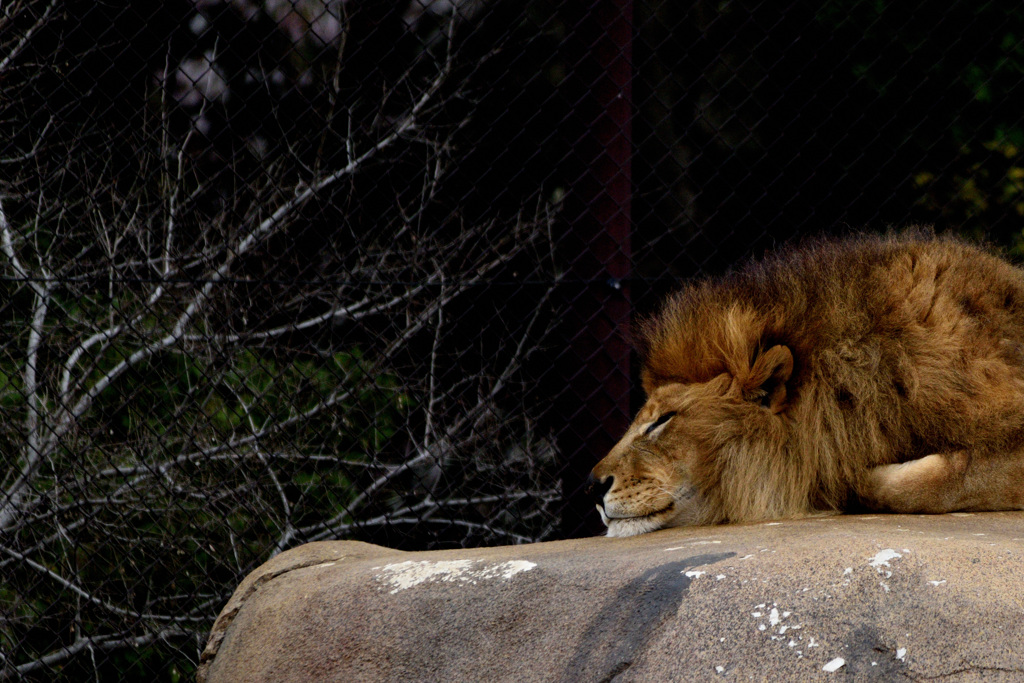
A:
[559,0,633,537]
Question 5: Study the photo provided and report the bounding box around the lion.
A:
[589,233,1024,537]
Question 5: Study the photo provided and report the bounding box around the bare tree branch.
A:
[0,544,210,624]
[0,6,563,677]
[0,0,59,74]
[3,627,193,681]
[0,197,53,528]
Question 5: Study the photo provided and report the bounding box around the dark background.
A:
[2,0,1023,679]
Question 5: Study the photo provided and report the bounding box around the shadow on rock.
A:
[560,552,735,682]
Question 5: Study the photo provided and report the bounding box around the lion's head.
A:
[588,345,795,537]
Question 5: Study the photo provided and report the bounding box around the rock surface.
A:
[198,513,1024,682]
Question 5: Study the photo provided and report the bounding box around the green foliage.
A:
[815,1,1024,246]
[0,364,23,407]
[913,135,1024,250]
[1,339,413,681]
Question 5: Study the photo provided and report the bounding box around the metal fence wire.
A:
[2,0,1023,679]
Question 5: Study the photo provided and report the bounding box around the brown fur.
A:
[591,232,1024,537]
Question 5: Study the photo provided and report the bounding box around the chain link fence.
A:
[2,0,1023,679]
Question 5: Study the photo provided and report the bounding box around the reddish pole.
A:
[558,0,633,537]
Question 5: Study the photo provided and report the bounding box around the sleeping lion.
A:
[589,233,1024,537]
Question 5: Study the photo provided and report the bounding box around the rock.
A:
[198,513,1024,682]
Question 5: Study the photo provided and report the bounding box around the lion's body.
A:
[590,233,1024,537]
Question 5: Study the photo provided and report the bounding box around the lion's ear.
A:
[743,345,793,412]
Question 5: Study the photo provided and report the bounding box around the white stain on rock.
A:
[869,548,902,568]
[664,540,722,551]
[822,657,845,672]
[376,559,536,594]
[751,601,805,648]
[868,548,903,581]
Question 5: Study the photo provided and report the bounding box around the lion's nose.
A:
[585,473,613,508]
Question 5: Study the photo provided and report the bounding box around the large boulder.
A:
[198,513,1024,681]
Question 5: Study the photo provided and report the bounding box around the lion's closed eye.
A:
[645,411,677,436]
